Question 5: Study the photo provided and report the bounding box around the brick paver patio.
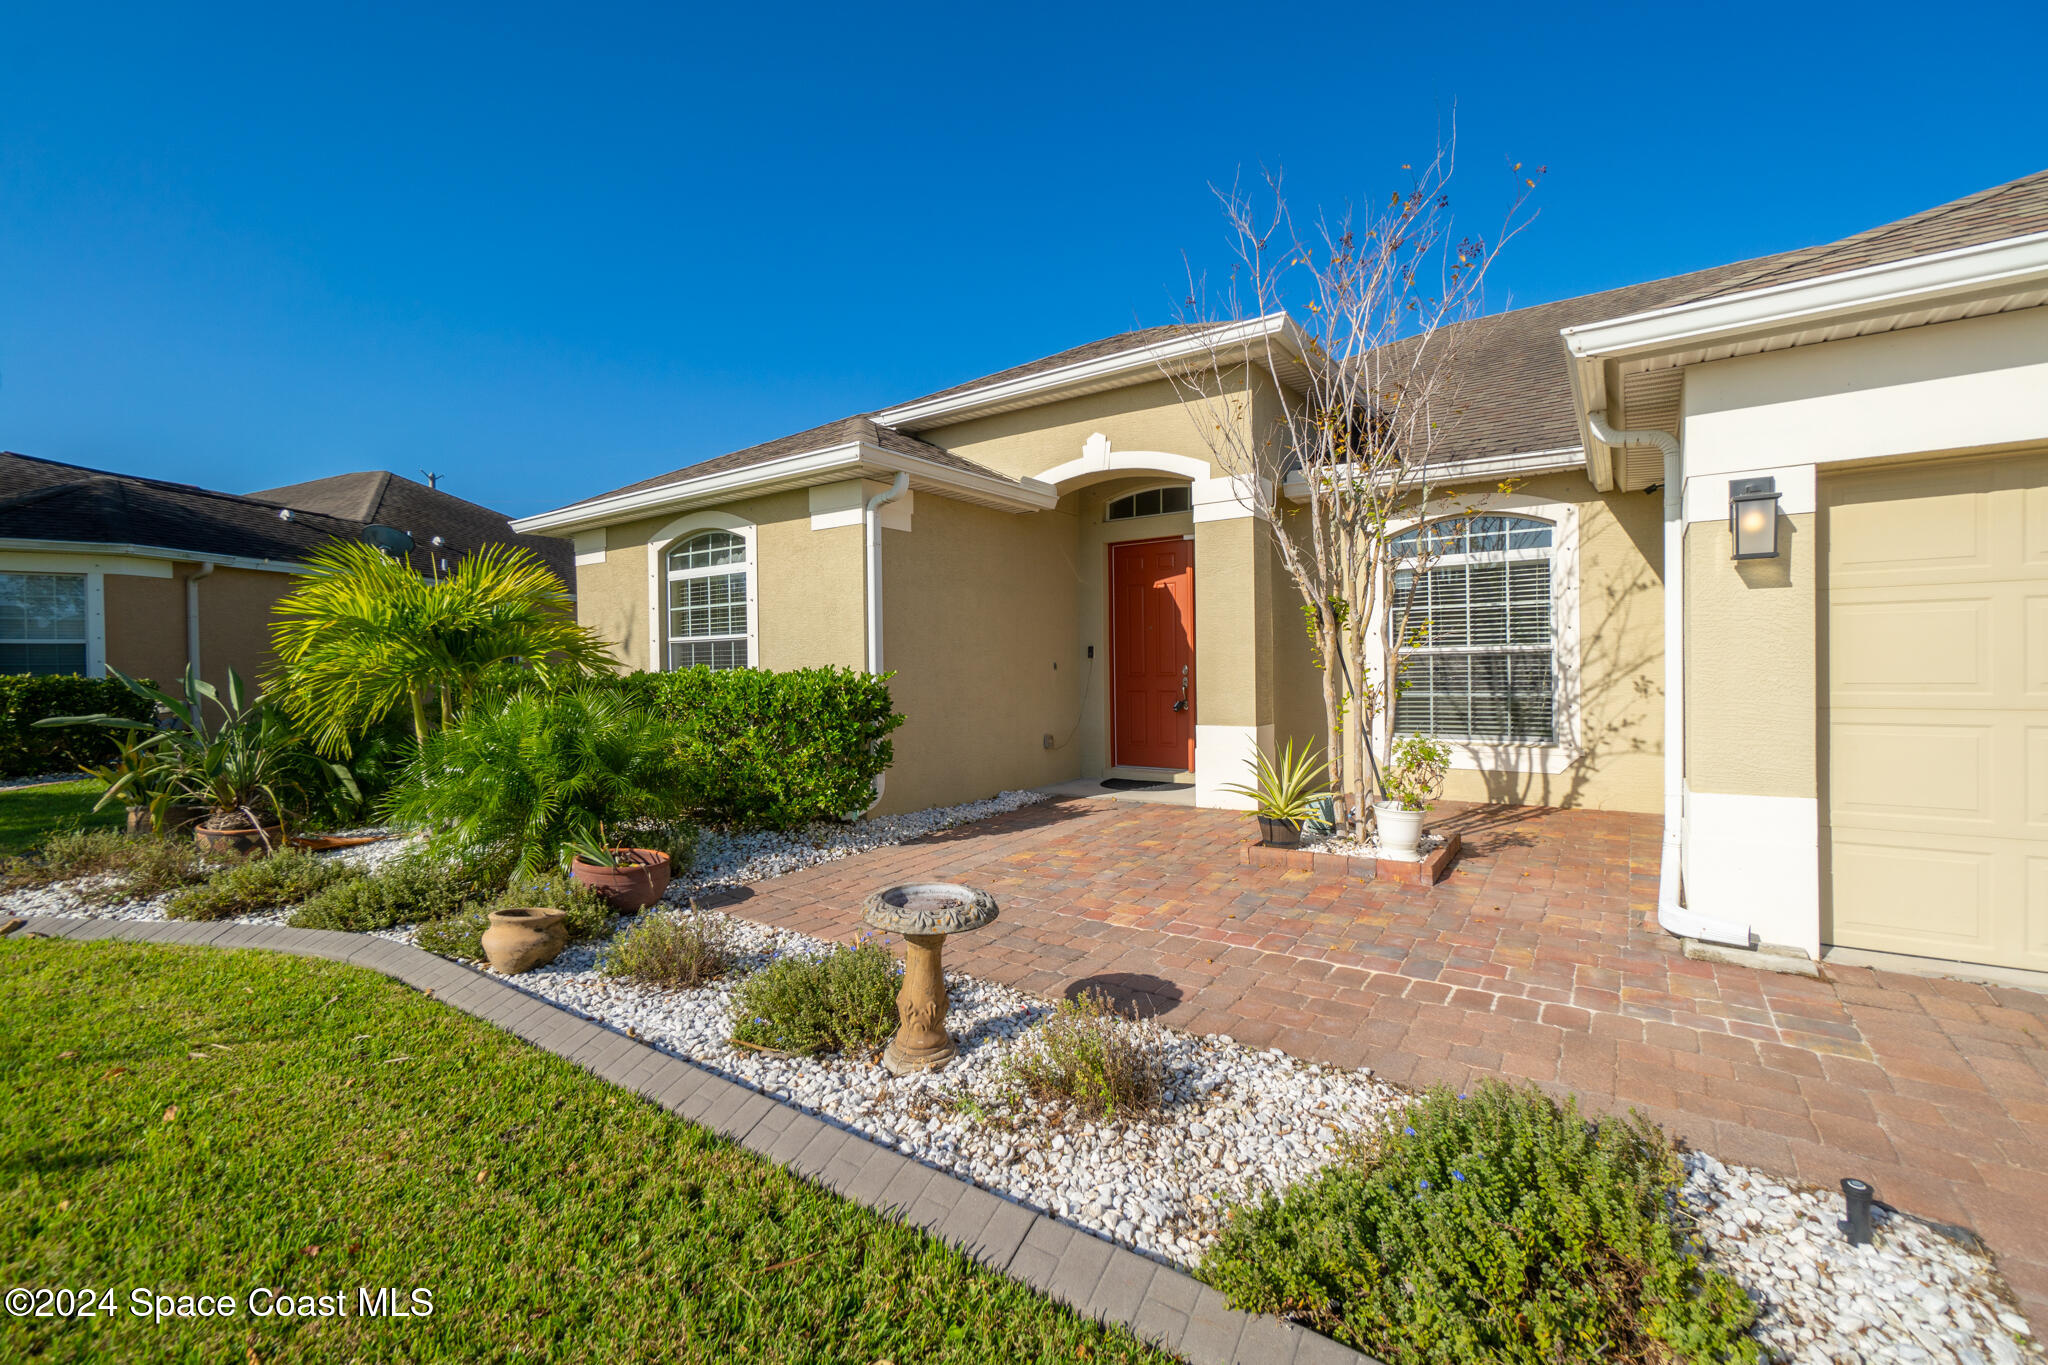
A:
[705,794,2048,1325]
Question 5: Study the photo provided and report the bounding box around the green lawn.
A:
[0,778,119,855]
[1,940,1170,1363]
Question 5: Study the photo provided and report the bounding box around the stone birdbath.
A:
[861,882,999,1075]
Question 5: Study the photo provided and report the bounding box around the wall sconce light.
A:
[1729,477,1782,560]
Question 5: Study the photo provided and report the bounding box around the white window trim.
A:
[1371,494,1582,774]
[645,510,757,672]
[0,568,102,678]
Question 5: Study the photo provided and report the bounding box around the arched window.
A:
[1105,485,1192,521]
[1389,514,1555,742]
[665,530,750,670]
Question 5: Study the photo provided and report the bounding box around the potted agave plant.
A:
[565,822,672,911]
[1374,735,1453,861]
[38,665,347,855]
[1222,740,1330,848]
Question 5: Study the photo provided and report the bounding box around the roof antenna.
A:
[419,469,442,490]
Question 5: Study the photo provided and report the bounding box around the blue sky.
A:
[3,2,2043,518]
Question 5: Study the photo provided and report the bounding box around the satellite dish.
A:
[361,525,414,556]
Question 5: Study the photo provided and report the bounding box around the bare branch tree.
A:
[1163,139,1542,832]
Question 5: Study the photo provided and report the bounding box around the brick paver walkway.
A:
[706,795,2048,1325]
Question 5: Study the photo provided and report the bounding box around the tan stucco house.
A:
[0,456,570,693]
[518,168,2048,981]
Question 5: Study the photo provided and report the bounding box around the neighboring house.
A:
[0,454,570,692]
[517,168,2048,977]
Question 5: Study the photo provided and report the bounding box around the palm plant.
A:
[384,687,689,878]
[1221,740,1331,822]
[269,540,614,756]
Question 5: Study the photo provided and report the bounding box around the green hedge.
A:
[621,667,903,830]
[0,675,156,779]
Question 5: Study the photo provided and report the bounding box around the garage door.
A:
[1823,451,2048,971]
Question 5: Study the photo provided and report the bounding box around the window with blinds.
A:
[0,572,88,676]
[666,530,750,671]
[1389,514,1556,742]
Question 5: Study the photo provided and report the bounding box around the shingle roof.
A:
[1402,167,2048,464]
[250,470,573,579]
[1687,167,2048,300]
[0,451,569,581]
[545,169,2048,512]
[556,414,1010,513]
[882,324,1196,411]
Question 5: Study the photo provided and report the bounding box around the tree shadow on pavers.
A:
[1063,973,1183,1021]
[901,797,1102,849]
[1428,803,1547,851]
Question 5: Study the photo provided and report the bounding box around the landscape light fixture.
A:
[1841,1177,1874,1246]
[1729,477,1782,560]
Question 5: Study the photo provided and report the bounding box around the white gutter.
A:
[1279,445,1586,501]
[184,561,215,678]
[864,472,908,674]
[1585,413,1747,948]
[512,442,1053,536]
[1561,229,2048,362]
[857,471,911,815]
[0,538,307,575]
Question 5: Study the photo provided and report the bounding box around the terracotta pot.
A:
[570,848,671,910]
[194,819,284,858]
[480,906,568,974]
[1256,816,1302,848]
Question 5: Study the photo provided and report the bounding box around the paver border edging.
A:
[9,914,1374,1365]
[1237,832,1461,886]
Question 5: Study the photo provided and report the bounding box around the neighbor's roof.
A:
[1410,167,2048,464]
[0,451,569,580]
[250,470,573,579]
[549,414,1011,516]
[0,452,366,563]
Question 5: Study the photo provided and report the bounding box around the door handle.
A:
[1173,664,1188,713]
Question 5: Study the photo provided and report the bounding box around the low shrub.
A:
[166,848,363,921]
[289,851,497,932]
[0,673,155,778]
[729,940,899,1056]
[602,907,732,989]
[1008,992,1164,1119]
[624,666,903,830]
[2,828,218,901]
[1198,1083,1760,1365]
[413,870,614,961]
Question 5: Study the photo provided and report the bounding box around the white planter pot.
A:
[1374,803,1425,861]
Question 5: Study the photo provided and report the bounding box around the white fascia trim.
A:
[0,538,307,575]
[1561,230,2048,362]
[1279,446,1587,501]
[513,443,1053,535]
[873,313,1301,429]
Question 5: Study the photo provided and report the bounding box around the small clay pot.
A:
[194,819,283,857]
[570,848,672,911]
[479,906,569,974]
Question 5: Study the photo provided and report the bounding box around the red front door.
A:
[1109,537,1195,770]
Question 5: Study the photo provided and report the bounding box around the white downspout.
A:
[859,472,910,814]
[1585,414,1748,948]
[184,561,216,682]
